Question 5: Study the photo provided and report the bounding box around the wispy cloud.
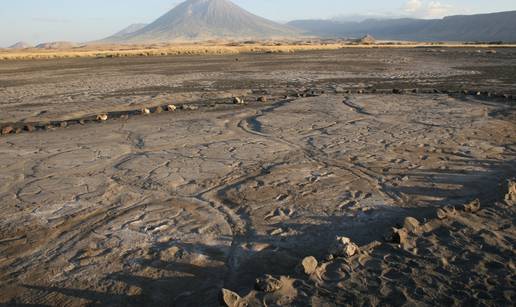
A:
[426,1,453,17]
[404,0,423,13]
[403,0,455,18]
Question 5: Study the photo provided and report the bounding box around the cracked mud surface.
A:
[0,48,515,306]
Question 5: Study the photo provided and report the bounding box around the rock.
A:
[220,288,241,307]
[403,217,421,234]
[440,257,449,267]
[120,114,129,120]
[1,126,14,135]
[506,179,516,202]
[387,227,408,245]
[463,199,481,213]
[329,236,359,258]
[300,256,318,275]
[181,104,199,111]
[255,274,282,292]
[270,228,283,236]
[154,106,163,113]
[59,121,68,128]
[233,97,245,104]
[167,104,177,111]
[257,96,268,102]
[141,108,151,115]
[96,114,108,121]
[25,125,35,132]
[486,50,497,54]
[436,205,457,219]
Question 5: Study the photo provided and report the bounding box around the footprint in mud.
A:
[265,207,295,221]
[338,189,372,210]
[341,189,372,200]
[269,227,299,237]
[134,137,145,149]
[70,247,107,266]
[338,200,357,210]
[275,194,289,201]
[159,245,185,262]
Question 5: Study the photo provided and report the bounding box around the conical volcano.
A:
[104,0,298,43]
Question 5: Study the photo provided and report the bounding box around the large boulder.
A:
[403,217,421,234]
[329,236,359,258]
[300,256,318,275]
[220,288,241,307]
[255,274,282,292]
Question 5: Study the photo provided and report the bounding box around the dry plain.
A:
[0,48,515,306]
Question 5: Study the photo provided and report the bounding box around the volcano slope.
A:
[102,0,298,43]
[0,48,515,306]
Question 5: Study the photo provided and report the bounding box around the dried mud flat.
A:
[0,48,515,306]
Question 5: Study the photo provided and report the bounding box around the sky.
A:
[1,0,515,47]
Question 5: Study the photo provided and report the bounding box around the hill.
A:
[104,0,298,43]
[288,11,516,42]
[35,41,79,49]
[8,42,33,49]
[109,23,148,39]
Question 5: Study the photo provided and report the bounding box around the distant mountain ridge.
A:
[104,0,298,43]
[110,23,148,38]
[9,42,32,49]
[288,11,516,42]
[35,41,78,49]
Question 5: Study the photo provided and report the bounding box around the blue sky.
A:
[1,0,515,47]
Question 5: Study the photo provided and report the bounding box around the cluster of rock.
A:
[331,87,516,101]
[0,103,183,136]
[1,93,279,137]
[220,178,516,306]
[2,92,278,137]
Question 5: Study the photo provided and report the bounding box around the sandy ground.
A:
[2,42,515,61]
[0,49,515,306]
